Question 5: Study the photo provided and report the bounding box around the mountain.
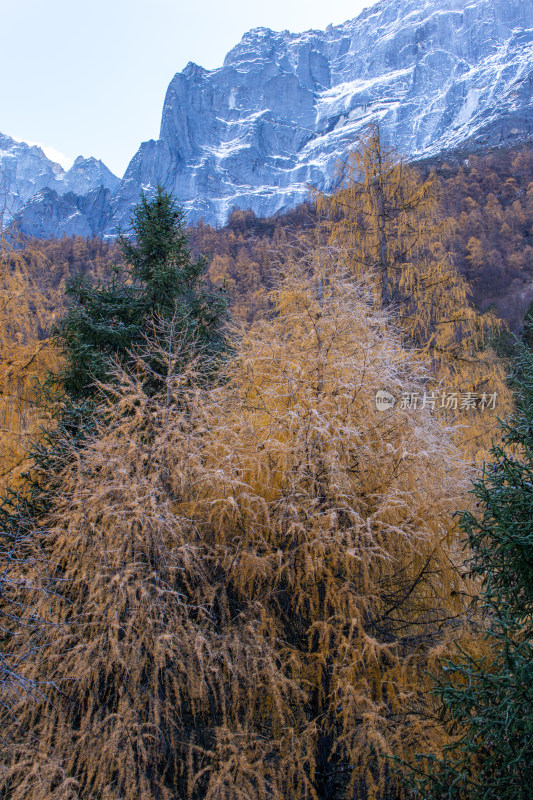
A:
[0,133,119,232]
[55,156,119,198]
[9,0,533,237]
[0,133,64,227]
[13,186,116,239]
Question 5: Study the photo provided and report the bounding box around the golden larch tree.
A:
[0,231,58,493]
[314,125,512,459]
[1,246,475,800]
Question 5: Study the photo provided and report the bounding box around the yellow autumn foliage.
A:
[1,253,476,800]
[314,126,513,459]
[0,232,58,493]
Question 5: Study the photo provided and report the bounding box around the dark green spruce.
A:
[57,185,228,400]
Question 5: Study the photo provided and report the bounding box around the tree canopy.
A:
[56,186,228,401]
[314,126,512,459]
[0,247,472,800]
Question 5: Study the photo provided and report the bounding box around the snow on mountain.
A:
[13,186,116,239]
[0,133,64,228]
[0,133,119,233]
[56,156,120,198]
[10,0,533,237]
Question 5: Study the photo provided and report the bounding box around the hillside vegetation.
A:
[0,135,531,800]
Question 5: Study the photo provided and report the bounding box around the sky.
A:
[0,0,378,178]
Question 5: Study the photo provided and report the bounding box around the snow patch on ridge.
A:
[454,88,484,128]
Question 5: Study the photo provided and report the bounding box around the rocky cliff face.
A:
[0,133,119,232]
[55,156,119,198]
[9,0,533,237]
[13,186,115,239]
[0,133,63,227]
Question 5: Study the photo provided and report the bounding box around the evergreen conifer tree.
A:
[57,185,228,401]
[410,346,533,799]
[522,299,533,350]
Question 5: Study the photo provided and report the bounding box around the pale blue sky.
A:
[1,0,378,177]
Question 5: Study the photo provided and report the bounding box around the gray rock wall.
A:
[9,0,533,237]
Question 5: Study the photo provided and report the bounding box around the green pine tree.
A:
[410,346,533,799]
[57,185,228,401]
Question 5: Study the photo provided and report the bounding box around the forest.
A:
[0,130,531,799]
